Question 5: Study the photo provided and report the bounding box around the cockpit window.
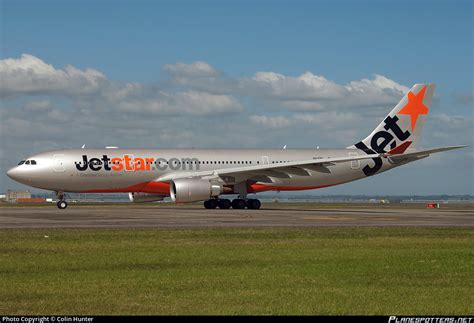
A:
[18,160,25,165]
[25,160,30,165]
[31,160,37,165]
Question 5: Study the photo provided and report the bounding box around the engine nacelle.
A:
[170,178,223,203]
[129,192,165,203]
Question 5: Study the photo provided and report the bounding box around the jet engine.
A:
[170,178,223,203]
[129,192,166,203]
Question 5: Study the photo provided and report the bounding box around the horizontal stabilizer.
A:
[385,145,467,161]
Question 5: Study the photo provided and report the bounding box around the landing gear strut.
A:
[56,191,68,209]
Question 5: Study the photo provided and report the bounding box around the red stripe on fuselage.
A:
[82,181,170,194]
[81,181,333,195]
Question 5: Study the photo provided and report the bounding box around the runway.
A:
[0,203,472,228]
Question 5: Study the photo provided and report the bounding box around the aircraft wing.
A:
[156,153,382,183]
[385,145,468,162]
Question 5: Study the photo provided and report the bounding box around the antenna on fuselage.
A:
[81,144,86,149]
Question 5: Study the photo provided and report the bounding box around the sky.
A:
[0,0,473,195]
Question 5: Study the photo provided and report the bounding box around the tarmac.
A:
[0,203,472,228]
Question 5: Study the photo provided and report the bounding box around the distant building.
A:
[17,198,46,203]
[5,190,31,203]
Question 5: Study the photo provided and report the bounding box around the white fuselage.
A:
[6,148,405,195]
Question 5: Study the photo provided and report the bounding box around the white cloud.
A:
[23,100,53,111]
[245,72,409,109]
[115,90,243,115]
[0,54,106,97]
[249,115,294,128]
[426,114,474,144]
[0,55,409,117]
[454,90,474,105]
[250,71,345,100]
[280,100,324,111]
[1,54,472,194]
[47,109,70,123]
[163,61,219,78]
[101,82,144,102]
[249,112,364,145]
[0,55,243,117]
[163,64,410,111]
[346,74,409,94]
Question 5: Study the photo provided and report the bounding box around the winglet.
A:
[386,141,412,155]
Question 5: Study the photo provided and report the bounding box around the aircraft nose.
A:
[6,165,34,185]
[6,167,18,180]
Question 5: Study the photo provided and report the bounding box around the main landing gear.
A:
[55,191,68,209]
[203,198,261,210]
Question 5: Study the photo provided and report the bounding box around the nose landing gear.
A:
[55,191,68,209]
[57,200,68,209]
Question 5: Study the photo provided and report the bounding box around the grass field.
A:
[0,227,472,315]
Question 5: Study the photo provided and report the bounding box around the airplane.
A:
[6,83,466,209]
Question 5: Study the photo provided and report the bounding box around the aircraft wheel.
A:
[57,200,68,209]
[204,199,218,209]
[218,199,232,209]
[247,199,261,209]
[232,199,246,209]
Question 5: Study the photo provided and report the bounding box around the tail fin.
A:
[350,83,435,153]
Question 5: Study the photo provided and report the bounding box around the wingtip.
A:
[446,145,469,150]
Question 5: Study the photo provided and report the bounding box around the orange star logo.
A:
[398,85,429,130]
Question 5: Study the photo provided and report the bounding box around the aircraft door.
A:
[53,154,65,172]
[348,152,360,170]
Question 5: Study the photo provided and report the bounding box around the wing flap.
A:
[301,164,332,173]
[277,166,311,176]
